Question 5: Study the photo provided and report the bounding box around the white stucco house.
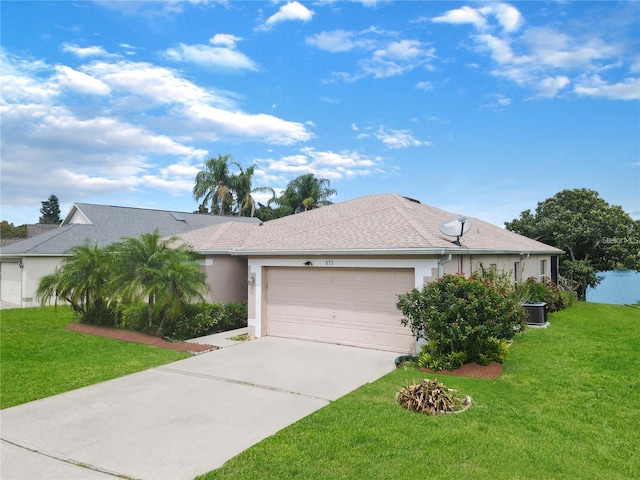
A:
[0,203,260,308]
[175,193,564,354]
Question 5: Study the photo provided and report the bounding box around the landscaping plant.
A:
[396,271,526,368]
[517,276,576,312]
[36,231,208,337]
[396,378,470,415]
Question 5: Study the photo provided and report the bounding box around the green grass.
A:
[198,302,640,479]
[0,306,190,409]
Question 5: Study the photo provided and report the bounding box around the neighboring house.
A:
[176,193,564,354]
[0,203,260,308]
[0,224,59,248]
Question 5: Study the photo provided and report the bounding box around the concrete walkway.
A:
[1,336,398,480]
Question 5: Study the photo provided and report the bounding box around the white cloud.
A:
[432,6,487,30]
[55,65,111,95]
[210,33,240,48]
[433,3,523,33]
[375,126,433,149]
[184,103,313,145]
[258,147,385,184]
[434,4,636,99]
[537,76,570,98]
[0,49,314,213]
[523,28,619,69]
[164,42,259,71]
[574,76,640,100]
[480,93,512,110]
[476,34,524,65]
[258,1,314,31]
[481,3,524,33]
[62,43,112,58]
[416,81,433,91]
[306,30,355,52]
[308,29,435,80]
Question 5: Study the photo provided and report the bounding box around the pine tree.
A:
[39,195,61,224]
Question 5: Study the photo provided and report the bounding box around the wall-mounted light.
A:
[18,260,24,269]
[247,274,255,285]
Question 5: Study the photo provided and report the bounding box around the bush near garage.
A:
[396,271,526,369]
[165,302,248,341]
[116,301,247,341]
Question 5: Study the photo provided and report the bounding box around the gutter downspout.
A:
[519,252,530,284]
[438,253,453,279]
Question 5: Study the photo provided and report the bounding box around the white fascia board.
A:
[232,247,564,257]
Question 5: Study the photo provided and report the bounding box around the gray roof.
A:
[176,193,564,256]
[0,203,260,256]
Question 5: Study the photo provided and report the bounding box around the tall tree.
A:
[39,194,61,224]
[229,163,275,217]
[0,221,27,238]
[276,173,337,215]
[505,188,639,300]
[192,155,233,215]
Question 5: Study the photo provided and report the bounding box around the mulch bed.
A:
[66,323,217,354]
[419,362,503,379]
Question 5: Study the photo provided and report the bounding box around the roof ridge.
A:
[393,204,438,247]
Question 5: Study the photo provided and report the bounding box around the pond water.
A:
[586,270,640,305]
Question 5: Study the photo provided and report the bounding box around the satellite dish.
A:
[439,216,472,246]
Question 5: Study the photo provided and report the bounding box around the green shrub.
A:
[166,302,248,341]
[417,342,468,372]
[79,300,118,327]
[116,303,149,332]
[167,303,224,340]
[222,302,248,331]
[397,273,526,365]
[519,277,577,313]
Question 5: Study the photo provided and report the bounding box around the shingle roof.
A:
[0,203,260,256]
[178,193,564,256]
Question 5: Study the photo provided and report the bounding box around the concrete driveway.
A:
[1,336,398,480]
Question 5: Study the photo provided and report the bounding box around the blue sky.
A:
[1,1,639,227]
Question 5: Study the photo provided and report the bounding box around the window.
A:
[540,260,547,280]
[514,262,520,284]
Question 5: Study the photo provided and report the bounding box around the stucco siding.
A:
[23,257,64,307]
[201,255,249,304]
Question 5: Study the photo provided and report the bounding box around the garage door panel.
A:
[265,267,415,353]
[1,263,22,306]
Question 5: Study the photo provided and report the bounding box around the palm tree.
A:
[277,173,337,215]
[109,230,208,335]
[36,241,114,322]
[193,154,233,215]
[229,163,275,217]
[145,250,208,337]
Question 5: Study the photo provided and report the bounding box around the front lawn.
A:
[198,302,640,479]
[0,306,190,409]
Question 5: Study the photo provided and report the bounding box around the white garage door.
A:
[1,262,22,306]
[265,267,415,353]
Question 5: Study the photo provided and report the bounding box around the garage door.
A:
[1,262,22,306]
[265,267,415,352]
